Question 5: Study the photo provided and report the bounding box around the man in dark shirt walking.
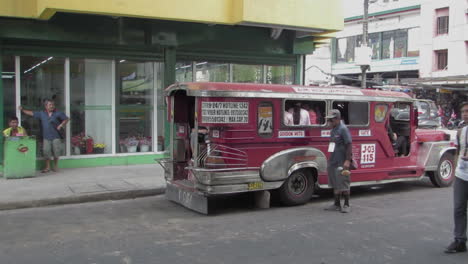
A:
[19,99,69,173]
[324,109,353,213]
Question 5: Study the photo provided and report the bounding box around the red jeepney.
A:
[159,82,455,213]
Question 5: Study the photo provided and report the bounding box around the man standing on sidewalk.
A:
[445,102,468,253]
[19,99,69,173]
[324,109,353,213]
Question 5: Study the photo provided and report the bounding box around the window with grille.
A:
[437,16,449,35]
[436,50,448,70]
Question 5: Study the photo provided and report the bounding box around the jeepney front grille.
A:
[198,144,248,168]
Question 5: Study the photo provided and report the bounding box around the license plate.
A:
[248,182,264,190]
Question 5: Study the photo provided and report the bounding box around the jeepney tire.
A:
[429,153,455,188]
[278,169,314,206]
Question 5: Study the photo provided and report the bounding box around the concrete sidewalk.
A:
[0,164,166,210]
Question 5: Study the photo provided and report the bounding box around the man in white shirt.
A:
[445,102,468,254]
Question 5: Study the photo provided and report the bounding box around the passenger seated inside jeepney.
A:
[302,103,318,124]
[284,102,310,126]
[389,106,410,156]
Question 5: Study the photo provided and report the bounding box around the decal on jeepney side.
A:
[201,101,249,123]
[361,143,376,164]
[278,131,305,138]
[359,129,372,137]
[321,130,331,137]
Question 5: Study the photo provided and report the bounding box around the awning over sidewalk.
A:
[0,0,343,37]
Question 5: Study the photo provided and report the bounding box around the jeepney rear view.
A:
[159,82,455,214]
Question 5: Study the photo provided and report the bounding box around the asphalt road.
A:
[0,179,466,264]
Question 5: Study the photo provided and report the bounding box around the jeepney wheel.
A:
[429,153,455,188]
[278,169,314,206]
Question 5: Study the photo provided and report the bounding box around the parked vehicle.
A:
[447,117,463,130]
[159,83,455,214]
[415,99,440,128]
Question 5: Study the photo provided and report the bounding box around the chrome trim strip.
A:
[318,175,425,189]
[287,162,320,176]
[187,166,260,172]
[197,181,284,195]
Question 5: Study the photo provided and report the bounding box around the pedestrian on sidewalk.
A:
[324,109,353,213]
[445,102,468,254]
[3,116,27,137]
[19,99,69,173]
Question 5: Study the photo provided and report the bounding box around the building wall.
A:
[419,0,468,78]
[331,8,421,75]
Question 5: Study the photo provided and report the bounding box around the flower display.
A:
[124,137,139,147]
[93,143,106,149]
[139,136,152,146]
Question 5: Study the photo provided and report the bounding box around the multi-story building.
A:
[306,0,468,95]
[0,0,343,169]
[331,0,422,86]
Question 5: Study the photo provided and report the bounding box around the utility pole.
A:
[361,0,369,89]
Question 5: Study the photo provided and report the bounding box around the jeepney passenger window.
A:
[258,103,273,137]
[332,101,369,126]
[375,104,389,123]
[284,100,326,126]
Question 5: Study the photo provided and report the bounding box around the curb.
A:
[0,187,166,211]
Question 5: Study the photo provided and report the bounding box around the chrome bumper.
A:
[186,166,283,195]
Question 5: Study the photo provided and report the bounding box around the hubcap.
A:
[288,172,307,195]
[440,160,453,180]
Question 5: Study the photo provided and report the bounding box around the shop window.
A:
[2,56,16,126]
[257,102,273,137]
[20,56,66,157]
[369,33,380,60]
[382,31,395,59]
[117,60,155,153]
[336,38,347,63]
[284,100,326,126]
[394,30,408,58]
[336,36,356,63]
[70,59,113,155]
[435,50,448,70]
[332,101,369,126]
[407,28,420,57]
[175,62,193,82]
[233,64,263,83]
[266,65,293,84]
[195,62,229,82]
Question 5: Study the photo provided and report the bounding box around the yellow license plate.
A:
[248,182,264,190]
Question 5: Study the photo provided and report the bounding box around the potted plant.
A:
[139,136,151,152]
[93,143,106,154]
[124,137,139,153]
[71,133,93,155]
[71,133,83,155]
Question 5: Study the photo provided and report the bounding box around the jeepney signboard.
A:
[201,102,249,123]
[293,87,364,96]
[279,131,305,138]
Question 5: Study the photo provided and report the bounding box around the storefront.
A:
[0,0,342,169]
